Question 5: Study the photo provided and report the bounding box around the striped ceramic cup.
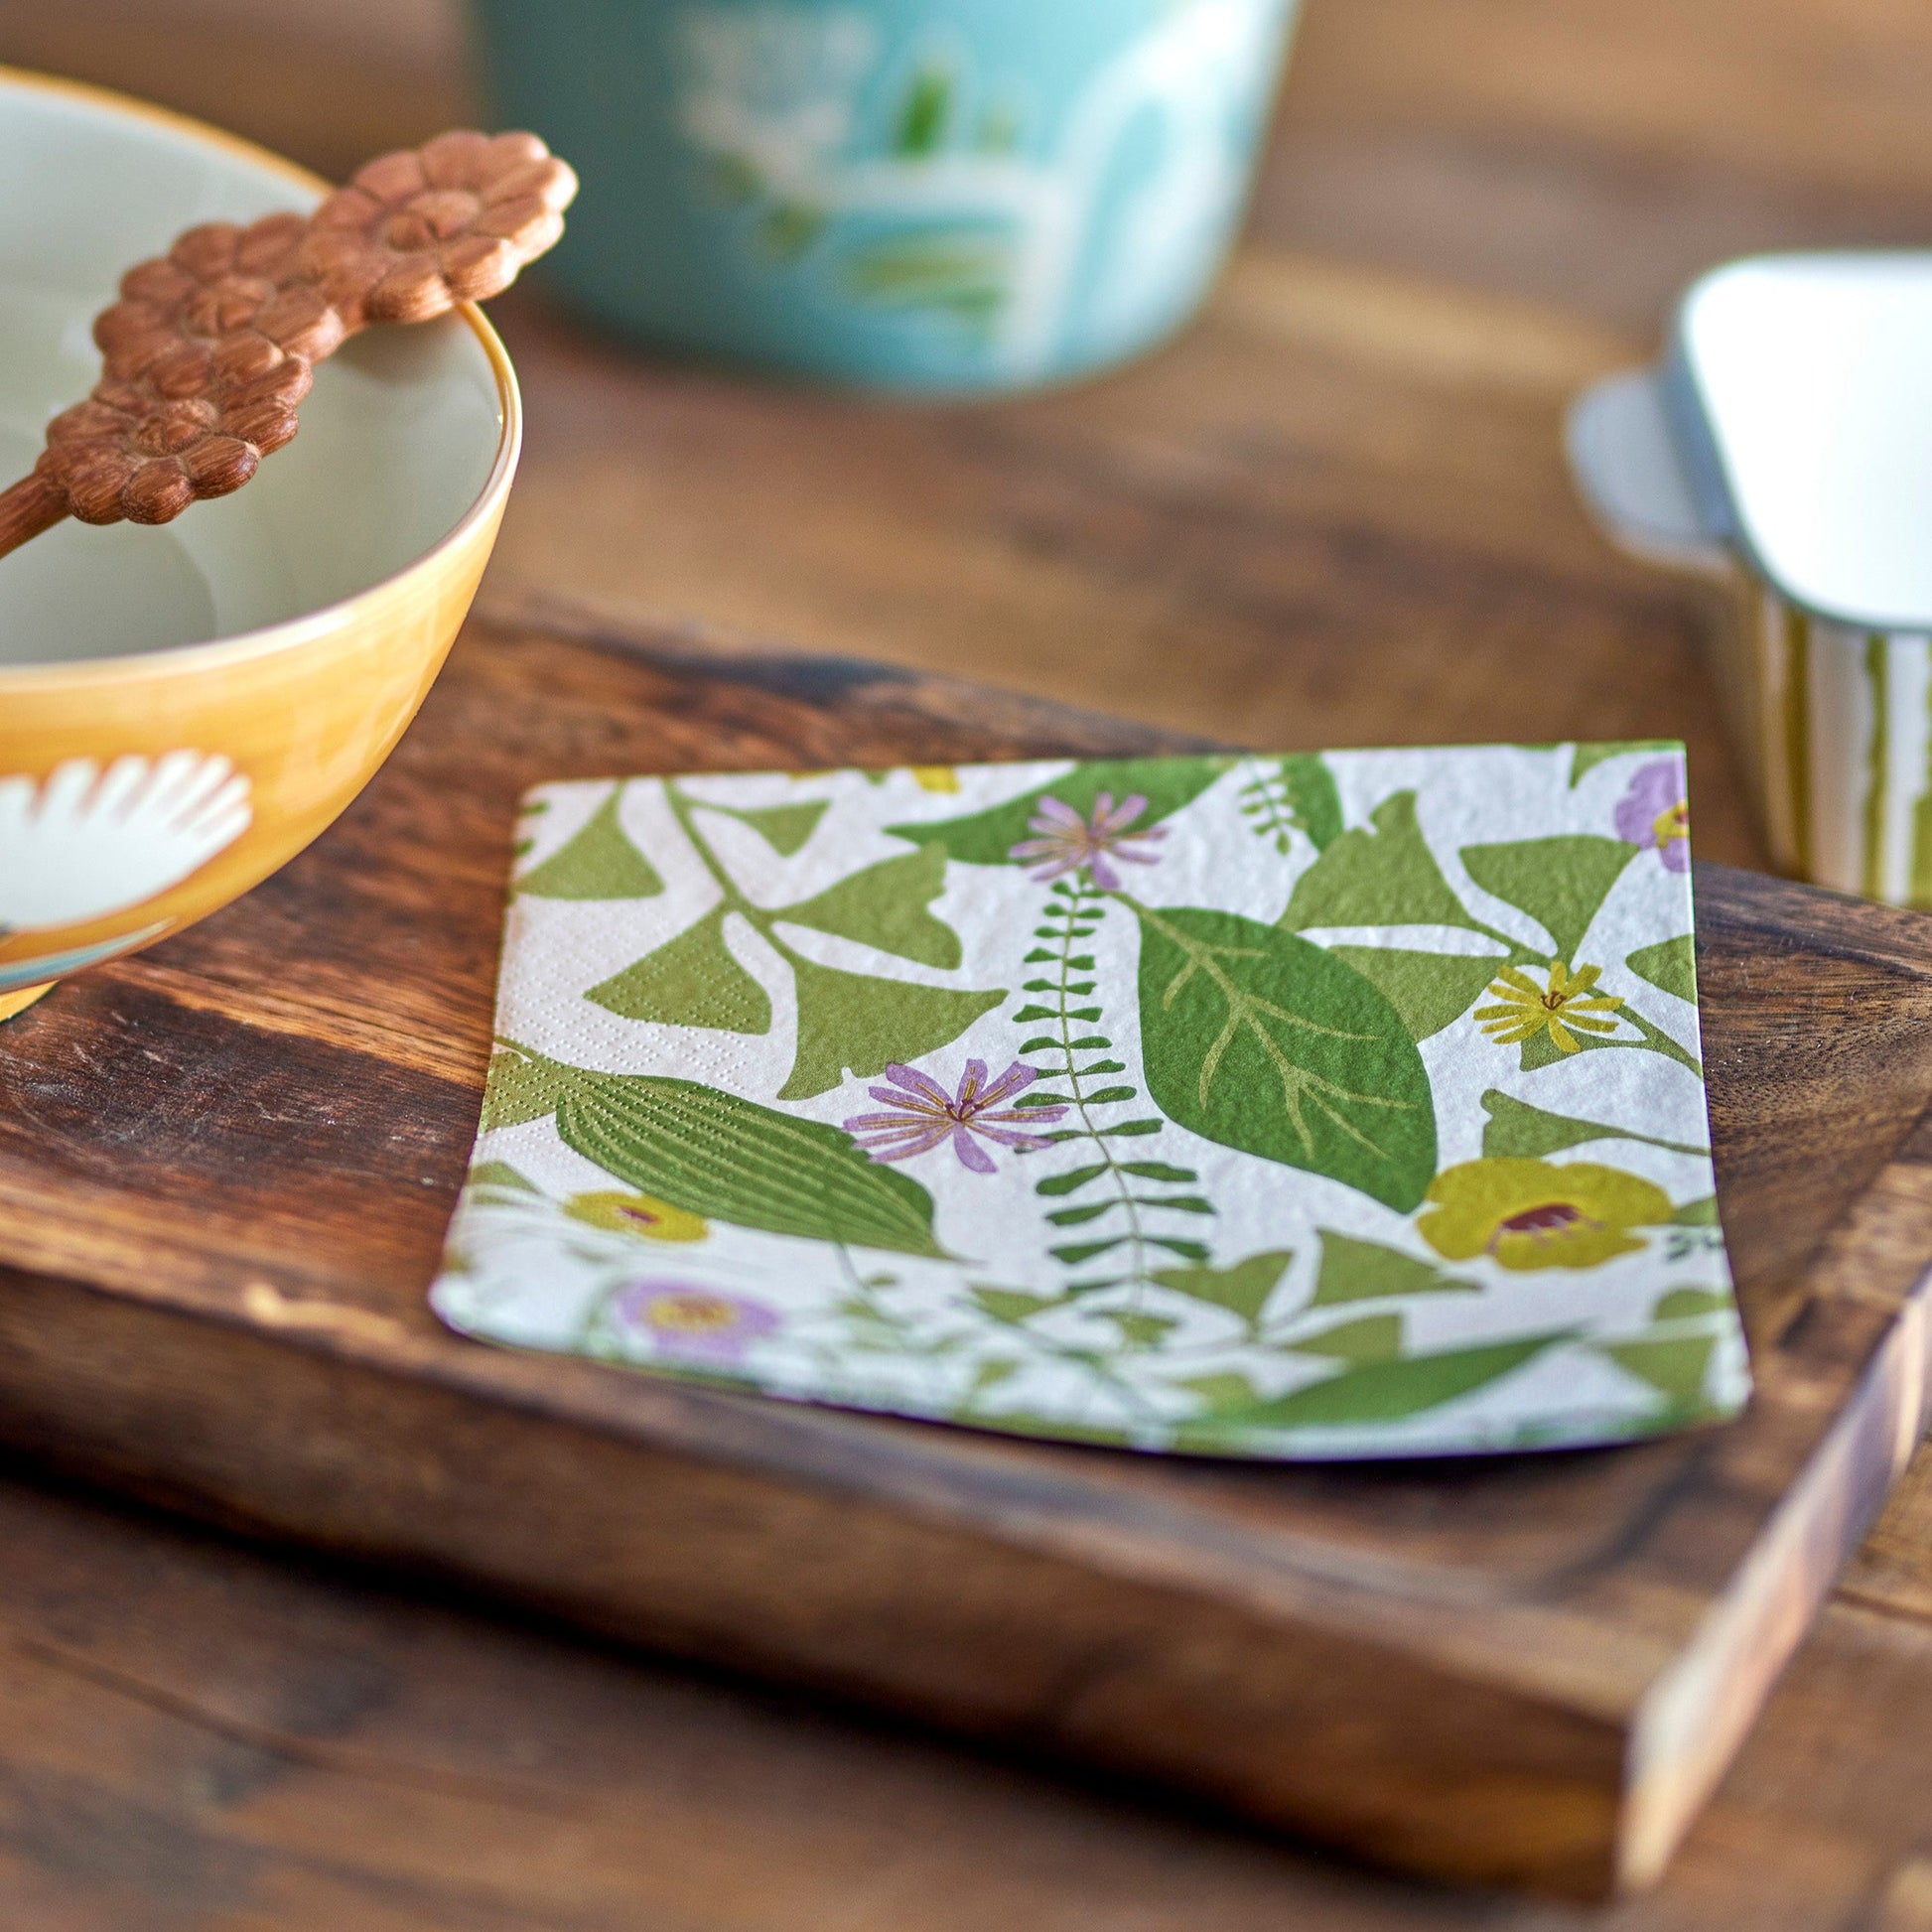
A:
[1569,253,1932,906]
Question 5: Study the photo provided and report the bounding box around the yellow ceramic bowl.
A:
[0,69,517,1020]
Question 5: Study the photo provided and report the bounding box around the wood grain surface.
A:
[0,1444,1927,1932]
[0,1439,1923,1932]
[1,602,1931,1903]
[4,1,1932,1925]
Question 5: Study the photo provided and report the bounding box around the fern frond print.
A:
[434,749,1744,1459]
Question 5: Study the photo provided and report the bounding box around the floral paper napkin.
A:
[431,746,1746,1458]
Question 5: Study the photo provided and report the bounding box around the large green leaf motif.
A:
[481,1047,574,1129]
[1326,946,1504,1041]
[539,1058,947,1257]
[1184,1333,1569,1434]
[1310,1230,1474,1305]
[779,955,1005,1100]
[1459,835,1635,964]
[774,843,962,969]
[1281,791,1494,938]
[1132,902,1437,1211]
[587,908,773,1033]
[466,1160,536,1194]
[1602,1335,1717,1410]
[1294,1313,1405,1364]
[1480,1090,1706,1160]
[969,1285,1062,1322]
[1655,1288,1730,1318]
[710,798,829,857]
[641,781,999,1087]
[1149,1250,1294,1325]
[1626,934,1699,1004]
[889,757,1232,867]
[518,789,664,900]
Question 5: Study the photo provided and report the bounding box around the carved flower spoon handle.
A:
[0,129,576,564]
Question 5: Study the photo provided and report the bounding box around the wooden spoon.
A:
[0,129,576,562]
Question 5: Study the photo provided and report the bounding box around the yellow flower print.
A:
[565,1190,708,1242]
[1651,798,1690,860]
[1418,1158,1673,1272]
[1475,959,1622,1054]
[909,765,960,793]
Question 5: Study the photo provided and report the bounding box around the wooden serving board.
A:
[2,596,1930,1899]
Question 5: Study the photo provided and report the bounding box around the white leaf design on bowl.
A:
[0,753,253,931]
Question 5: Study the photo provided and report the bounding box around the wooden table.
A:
[4,2,1932,1926]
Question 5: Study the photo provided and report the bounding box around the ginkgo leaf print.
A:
[1127,900,1437,1211]
[439,749,1740,1462]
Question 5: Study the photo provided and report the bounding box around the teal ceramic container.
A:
[472,0,1302,390]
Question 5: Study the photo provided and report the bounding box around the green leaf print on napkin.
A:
[1603,1333,1717,1409]
[1130,902,1436,1211]
[481,1047,576,1129]
[1282,791,1512,945]
[768,840,1007,1095]
[1180,1333,1571,1437]
[1278,795,1656,1051]
[1593,1277,1732,1418]
[518,789,664,900]
[775,843,962,969]
[1239,755,1343,856]
[589,907,773,1033]
[583,779,1005,1097]
[780,955,1005,1100]
[1480,1091,1706,1161]
[1657,1287,1730,1317]
[710,798,829,856]
[1626,933,1699,1004]
[440,746,1742,1462]
[969,1285,1061,1323]
[1325,947,1507,1042]
[1506,984,1703,1078]
[466,1160,538,1201]
[568,1073,946,1258]
[1149,1250,1294,1326]
[1310,1230,1475,1305]
[495,1045,946,1257]
[1294,1312,1405,1364]
[1459,835,1635,965]
[891,757,1231,867]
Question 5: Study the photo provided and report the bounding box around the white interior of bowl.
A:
[0,73,507,668]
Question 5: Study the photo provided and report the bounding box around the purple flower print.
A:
[616,1283,781,1364]
[1614,757,1691,872]
[843,1059,1069,1174]
[1009,791,1166,891]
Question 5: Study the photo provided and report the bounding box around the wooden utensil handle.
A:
[0,129,575,570]
[0,472,69,562]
